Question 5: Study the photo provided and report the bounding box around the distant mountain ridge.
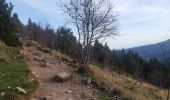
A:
[127,39,170,61]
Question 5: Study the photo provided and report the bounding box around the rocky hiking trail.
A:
[21,42,97,100]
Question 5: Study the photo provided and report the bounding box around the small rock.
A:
[32,51,41,56]
[39,96,50,100]
[29,78,35,82]
[79,92,85,98]
[41,62,50,67]
[41,48,51,53]
[76,94,81,98]
[82,77,92,85]
[53,72,74,82]
[93,89,98,92]
[87,78,92,84]
[32,72,36,75]
[22,47,26,50]
[1,92,5,96]
[34,75,39,78]
[16,87,27,94]
[65,89,73,94]
[49,93,55,96]
[65,98,73,100]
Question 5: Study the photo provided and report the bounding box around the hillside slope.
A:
[20,40,168,100]
[127,39,170,61]
[88,65,168,100]
[0,41,37,100]
[21,41,98,100]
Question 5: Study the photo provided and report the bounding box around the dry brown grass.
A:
[0,41,9,61]
[87,64,168,100]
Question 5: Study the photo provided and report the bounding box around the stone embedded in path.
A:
[40,62,50,67]
[65,89,73,94]
[53,72,74,82]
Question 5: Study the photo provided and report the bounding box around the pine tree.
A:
[0,0,20,46]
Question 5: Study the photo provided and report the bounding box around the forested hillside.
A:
[1,0,170,99]
[128,39,170,62]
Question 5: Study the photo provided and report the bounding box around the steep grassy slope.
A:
[0,41,37,100]
[50,45,169,100]
[88,64,168,100]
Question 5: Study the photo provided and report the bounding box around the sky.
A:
[6,0,170,49]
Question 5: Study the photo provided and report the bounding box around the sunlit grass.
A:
[0,41,37,100]
[88,64,168,100]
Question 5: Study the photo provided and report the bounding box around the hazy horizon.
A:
[7,0,170,49]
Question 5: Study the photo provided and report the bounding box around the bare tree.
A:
[59,0,118,64]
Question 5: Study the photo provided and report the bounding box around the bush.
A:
[0,32,21,47]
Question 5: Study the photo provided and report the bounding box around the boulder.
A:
[54,72,74,82]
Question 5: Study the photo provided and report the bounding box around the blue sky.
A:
[7,0,170,49]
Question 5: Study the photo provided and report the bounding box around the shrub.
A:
[0,32,21,47]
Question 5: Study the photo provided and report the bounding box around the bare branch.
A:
[58,0,118,63]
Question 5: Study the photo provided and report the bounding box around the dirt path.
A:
[21,45,97,100]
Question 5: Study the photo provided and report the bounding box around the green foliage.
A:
[0,32,21,47]
[92,40,115,67]
[0,47,37,100]
[99,95,110,100]
[56,26,78,57]
[0,0,21,47]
